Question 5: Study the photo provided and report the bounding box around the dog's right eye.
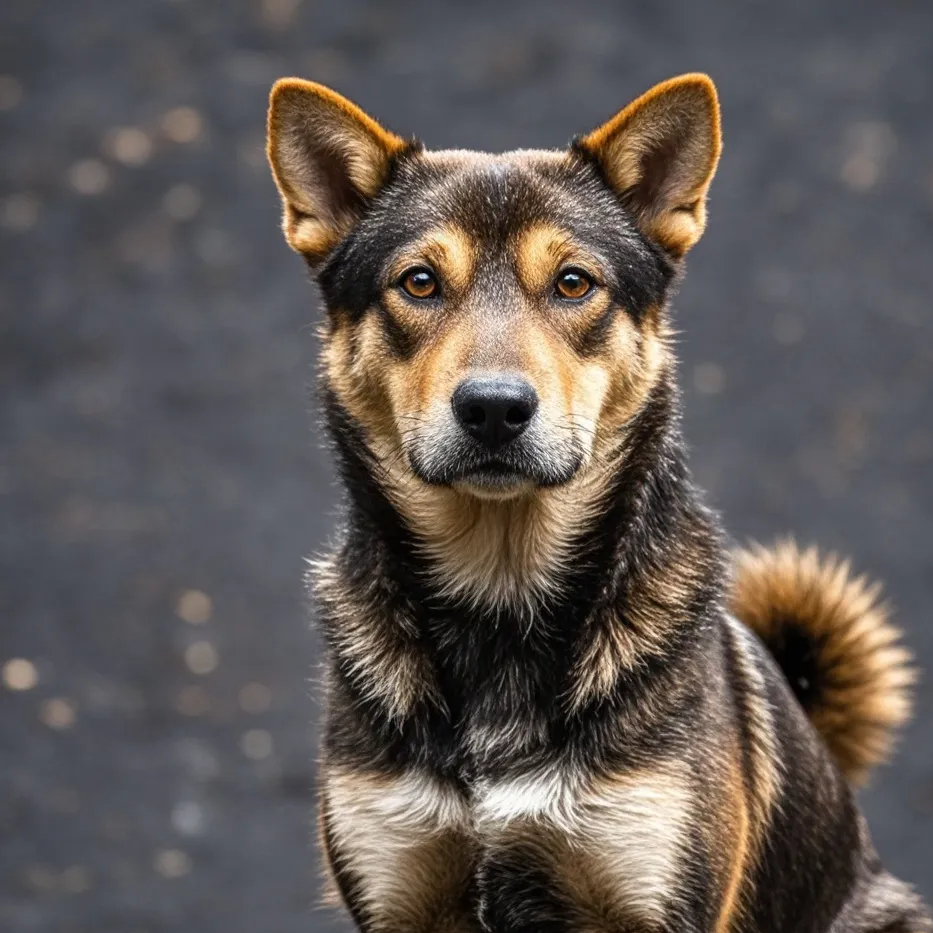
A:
[555,268,594,301]
[399,268,439,300]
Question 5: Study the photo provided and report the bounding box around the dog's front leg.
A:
[473,764,717,933]
[319,765,479,932]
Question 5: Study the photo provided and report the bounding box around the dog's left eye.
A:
[400,268,439,300]
[555,269,594,300]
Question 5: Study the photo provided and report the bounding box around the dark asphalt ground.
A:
[2,1,932,930]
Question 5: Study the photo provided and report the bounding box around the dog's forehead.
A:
[420,148,568,173]
[418,148,568,181]
[387,148,594,240]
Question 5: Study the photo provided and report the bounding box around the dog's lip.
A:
[408,443,584,490]
[467,459,522,474]
[455,457,534,481]
[458,466,526,484]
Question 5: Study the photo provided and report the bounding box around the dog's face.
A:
[268,76,720,504]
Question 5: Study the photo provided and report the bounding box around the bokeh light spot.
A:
[39,697,77,730]
[238,682,272,713]
[176,589,212,624]
[68,159,110,196]
[3,658,38,691]
[161,106,204,143]
[240,728,273,760]
[184,641,218,675]
[153,848,192,878]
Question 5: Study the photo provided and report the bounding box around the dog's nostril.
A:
[465,405,486,427]
[505,405,530,427]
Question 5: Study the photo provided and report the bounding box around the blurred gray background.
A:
[2,1,932,930]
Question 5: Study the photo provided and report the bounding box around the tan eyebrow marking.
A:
[390,224,475,295]
[514,223,581,294]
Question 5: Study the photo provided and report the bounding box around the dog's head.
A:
[267,76,720,606]
[268,75,719,499]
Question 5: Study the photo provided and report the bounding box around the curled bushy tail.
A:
[730,540,915,785]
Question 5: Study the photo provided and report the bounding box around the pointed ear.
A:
[267,79,409,264]
[576,74,722,258]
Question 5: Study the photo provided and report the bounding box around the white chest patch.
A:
[475,764,693,923]
[327,767,471,835]
[474,764,585,830]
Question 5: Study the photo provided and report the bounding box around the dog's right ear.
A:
[267,79,408,264]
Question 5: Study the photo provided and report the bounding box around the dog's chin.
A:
[452,469,535,501]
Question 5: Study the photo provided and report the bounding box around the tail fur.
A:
[730,540,915,785]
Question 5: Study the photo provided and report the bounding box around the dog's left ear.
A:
[576,74,721,258]
[267,79,408,265]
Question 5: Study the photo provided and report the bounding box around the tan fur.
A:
[401,481,610,614]
[325,762,694,930]
[712,749,753,933]
[731,540,915,785]
[316,802,343,909]
[577,73,721,257]
[394,315,668,614]
[322,766,476,932]
[564,767,694,926]
[514,223,584,294]
[387,224,477,298]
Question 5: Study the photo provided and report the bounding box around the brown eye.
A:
[555,269,594,300]
[400,268,438,300]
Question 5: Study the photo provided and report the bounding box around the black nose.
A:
[452,375,539,448]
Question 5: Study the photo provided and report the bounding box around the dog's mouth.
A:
[408,443,583,497]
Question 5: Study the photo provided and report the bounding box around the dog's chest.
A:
[478,766,690,918]
[438,645,572,769]
[326,763,690,927]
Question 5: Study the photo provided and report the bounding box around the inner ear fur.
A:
[576,73,722,258]
[267,79,409,264]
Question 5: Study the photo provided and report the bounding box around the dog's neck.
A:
[314,376,725,767]
[324,378,723,645]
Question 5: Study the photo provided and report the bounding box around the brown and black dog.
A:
[266,73,930,933]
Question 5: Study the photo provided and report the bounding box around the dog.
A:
[266,73,930,933]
